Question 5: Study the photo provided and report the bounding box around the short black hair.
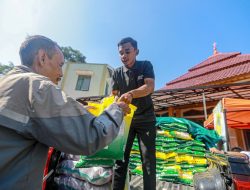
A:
[19,35,59,67]
[118,37,137,49]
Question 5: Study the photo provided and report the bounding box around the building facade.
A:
[59,62,113,99]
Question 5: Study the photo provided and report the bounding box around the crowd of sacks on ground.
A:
[129,117,222,186]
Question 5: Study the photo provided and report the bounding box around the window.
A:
[75,75,91,91]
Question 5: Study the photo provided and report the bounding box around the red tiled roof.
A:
[162,52,250,90]
[189,52,240,71]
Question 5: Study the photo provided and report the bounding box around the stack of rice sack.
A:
[129,117,209,186]
[54,153,113,190]
[74,132,126,185]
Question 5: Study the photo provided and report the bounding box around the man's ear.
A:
[37,49,46,66]
[136,49,139,55]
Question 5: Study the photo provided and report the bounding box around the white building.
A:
[60,62,114,99]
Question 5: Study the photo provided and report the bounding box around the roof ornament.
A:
[213,42,218,55]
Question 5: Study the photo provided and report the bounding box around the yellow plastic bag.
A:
[86,96,137,160]
[88,96,136,128]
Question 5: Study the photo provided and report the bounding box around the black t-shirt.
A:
[111,60,156,123]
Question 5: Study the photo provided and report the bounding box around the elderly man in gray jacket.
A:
[0,35,130,190]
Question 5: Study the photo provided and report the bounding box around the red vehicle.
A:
[228,155,250,190]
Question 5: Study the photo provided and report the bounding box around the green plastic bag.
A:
[86,120,128,160]
[75,156,115,167]
[86,96,136,160]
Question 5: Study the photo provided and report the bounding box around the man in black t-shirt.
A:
[112,37,156,190]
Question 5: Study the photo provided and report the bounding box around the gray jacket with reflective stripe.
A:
[0,65,124,190]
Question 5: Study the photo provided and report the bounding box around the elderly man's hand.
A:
[84,105,97,111]
[116,101,131,115]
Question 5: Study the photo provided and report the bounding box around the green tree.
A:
[0,62,14,74]
[61,46,86,63]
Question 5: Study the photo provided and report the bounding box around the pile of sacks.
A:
[129,117,216,185]
[54,153,113,190]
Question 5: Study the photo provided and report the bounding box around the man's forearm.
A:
[129,84,153,98]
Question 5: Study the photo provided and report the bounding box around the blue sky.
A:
[1,0,250,89]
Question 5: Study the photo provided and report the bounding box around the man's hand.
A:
[209,147,224,154]
[119,92,133,104]
[116,101,131,115]
[84,105,97,111]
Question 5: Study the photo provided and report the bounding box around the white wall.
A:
[61,62,113,99]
